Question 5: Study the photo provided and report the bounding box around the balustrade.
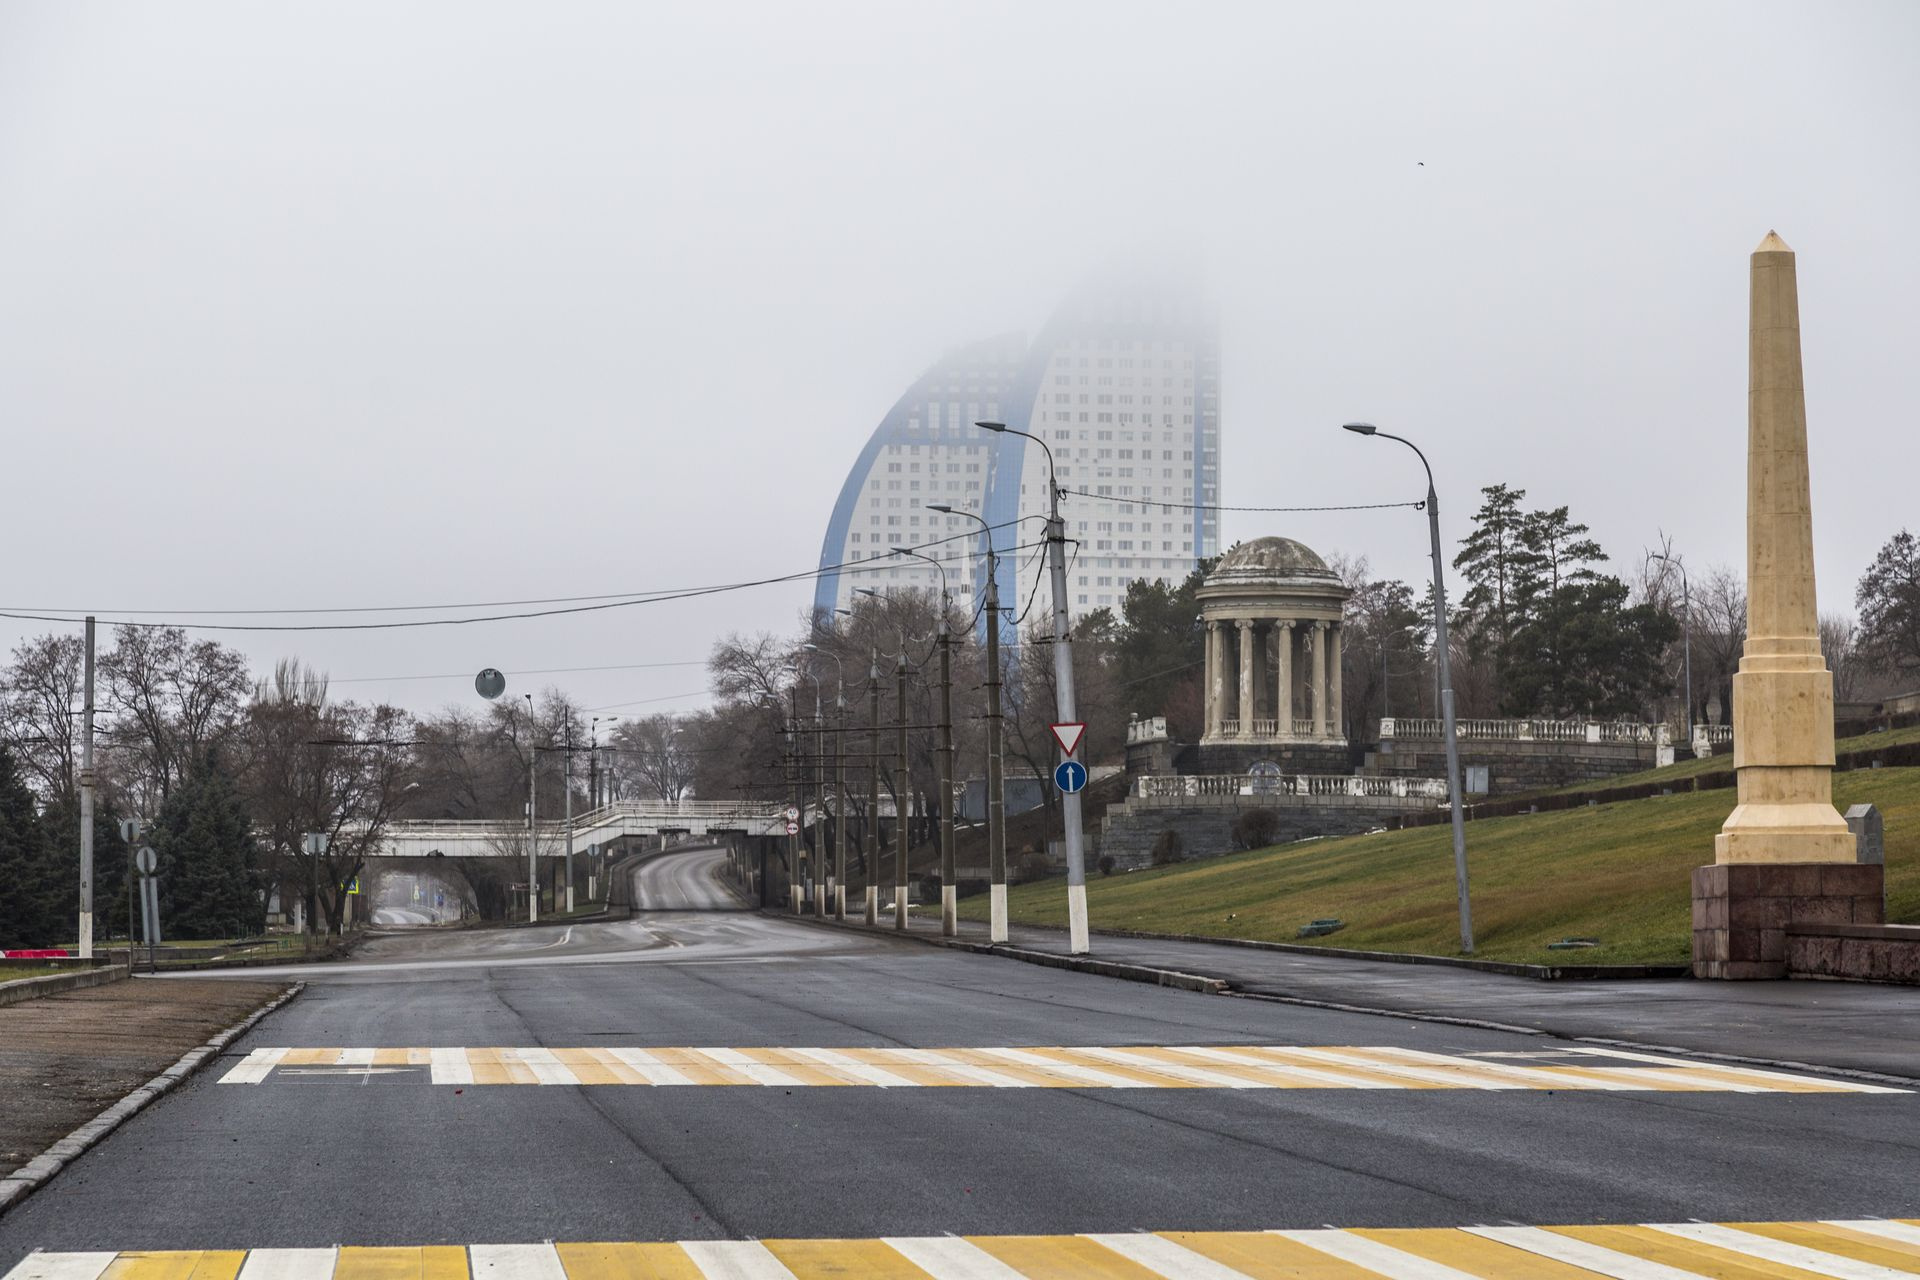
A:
[1134,773,1447,805]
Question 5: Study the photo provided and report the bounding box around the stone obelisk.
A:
[1692,233,1881,978]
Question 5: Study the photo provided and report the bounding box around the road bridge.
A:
[367,800,790,858]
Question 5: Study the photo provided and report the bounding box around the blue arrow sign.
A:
[1053,759,1088,794]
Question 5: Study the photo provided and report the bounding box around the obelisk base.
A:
[1692,863,1884,979]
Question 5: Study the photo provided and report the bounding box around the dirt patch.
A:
[0,977,289,1177]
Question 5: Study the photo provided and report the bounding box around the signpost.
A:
[134,844,159,973]
[1053,760,1088,794]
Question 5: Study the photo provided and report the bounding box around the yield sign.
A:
[1050,722,1087,758]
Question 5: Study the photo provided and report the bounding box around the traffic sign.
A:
[1053,760,1088,794]
[784,820,800,835]
[475,668,506,700]
[347,877,361,896]
[784,806,800,822]
[1050,722,1087,757]
[134,846,156,875]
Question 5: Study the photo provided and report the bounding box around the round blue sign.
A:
[1053,760,1088,794]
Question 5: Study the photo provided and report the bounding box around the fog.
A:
[2,1,1915,717]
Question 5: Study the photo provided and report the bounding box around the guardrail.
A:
[1380,717,1670,746]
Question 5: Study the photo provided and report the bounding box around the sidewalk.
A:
[779,906,1920,1082]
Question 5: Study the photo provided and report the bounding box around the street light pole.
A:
[1343,422,1473,954]
[976,422,1089,953]
[894,546,956,936]
[78,616,96,959]
[805,642,849,920]
[1651,552,1693,739]
[932,504,1007,942]
[894,650,910,930]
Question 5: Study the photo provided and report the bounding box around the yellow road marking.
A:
[551,1243,705,1280]
[1156,1231,1388,1277]
[1549,1223,1840,1278]
[1351,1227,1605,1278]
[964,1234,1166,1278]
[761,1238,931,1277]
[331,1250,466,1280]
[102,1253,245,1280]
[1738,1222,1920,1270]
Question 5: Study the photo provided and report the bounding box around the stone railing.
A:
[1692,723,1734,754]
[1126,716,1168,745]
[1134,773,1448,805]
[1250,717,1279,737]
[1380,717,1670,746]
[1222,717,1241,737]
[1293,717,1318,737]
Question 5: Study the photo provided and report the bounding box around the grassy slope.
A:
[0,964,65,984]
[1530,722,1920,797]
[957,767,1920,965]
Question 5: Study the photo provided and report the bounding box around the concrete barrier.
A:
[0,966,126,1009]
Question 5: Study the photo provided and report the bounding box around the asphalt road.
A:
[3,847,1918,1267]
[631,843,748,911]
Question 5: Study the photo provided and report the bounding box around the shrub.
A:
[919,872,943,902]
[1150,828,1186,866]
[1098,855,1117,877]
[1231,807,1283,850]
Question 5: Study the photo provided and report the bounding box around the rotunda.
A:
[1196,537,1352,745]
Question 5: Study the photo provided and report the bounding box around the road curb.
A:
[764,910,1227,993]
[0,981,306,1219]
[1081,926,1689,981]
[0,965,126,1008]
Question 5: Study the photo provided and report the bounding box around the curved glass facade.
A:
[814,280,1219,636]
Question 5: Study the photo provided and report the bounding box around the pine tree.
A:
[154,752,265,940]
[0,744,65,949]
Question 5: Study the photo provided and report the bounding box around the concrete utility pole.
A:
[525,693,538,924]
[563,742,575,915]
[932,503,1006,942]
[865,648,881,925]
[894,545,957,935]
[789,682,804,916]
[78,616,96,959]
[1343,422,1473,954]
[806,642,848,921]
[894,651,910,930]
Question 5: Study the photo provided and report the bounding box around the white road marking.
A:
[235,1249,339,1280]
[337,1048,375,1066]
[881,1237,1029,1280]
[1078,1047,1268,1089]
[1827,1220,1920,1247]
[1463,1225,1710,1279]
[469,1243,567,1280]
[1083,1232,1259,1278]
[505,1047,582,1086]
[606,1047,695,1085]
[786,1047,917,1087]
[219,1046,288,1084]
[1273,1228,1488,1278]
[0,1254,117,1280]
[1276,1047,1526,1090]
[1174,1045,1403,1089]
[678,1239,797,1279]
[1643,1221,1916,1278]
[700,1048,805,1086]
[431,1046,474,1085]
[1564,1047,1906,1093]
[972,1046,1154,1088]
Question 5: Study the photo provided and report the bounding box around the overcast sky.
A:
[2,0,1915,720]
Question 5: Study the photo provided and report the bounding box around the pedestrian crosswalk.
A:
[215,1043,1903,1093]
[15,1221,1920,1280]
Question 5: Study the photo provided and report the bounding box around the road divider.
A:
[213,1042,1902,1093]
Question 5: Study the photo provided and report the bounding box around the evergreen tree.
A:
[1856,529,1920,676]
[42,793,130,944]
[1501,577,1678,718]
[153,752,265,940]
[0,744,65,949]
[1452,484,1535,669]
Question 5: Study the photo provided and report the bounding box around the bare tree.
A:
[614,713,697,803]
[1821,613,1863,704]
[1,633,86,808]
[103,625,250,806]
[1693,566,1748,726]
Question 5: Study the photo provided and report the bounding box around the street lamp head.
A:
[1341,422,1378,436]
[975,420,1007,433]
[928,504,953,514]
[854,588,879,599]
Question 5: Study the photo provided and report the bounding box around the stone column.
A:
[1694,232,1877,980]
[1204,621,1222,738]
[1329,622,1344,741]
[1311,620,1328,739]
[1236,619,1254,734]
[1277,622,1294,737]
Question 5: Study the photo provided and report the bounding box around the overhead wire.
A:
[1057,487,1425,514]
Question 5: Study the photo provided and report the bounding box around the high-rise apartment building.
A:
[813,280,1220,628]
